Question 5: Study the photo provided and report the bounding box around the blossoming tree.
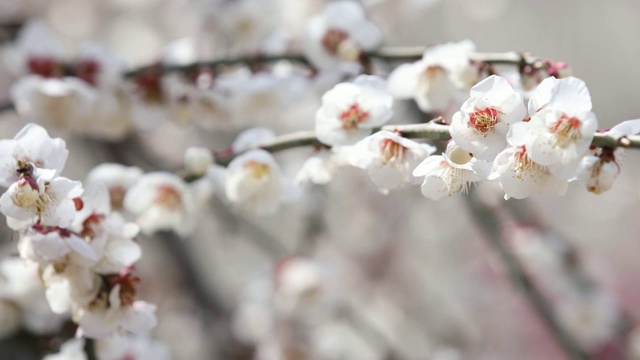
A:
[0,1,639,359]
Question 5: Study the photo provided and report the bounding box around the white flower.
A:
[123,172,197,236]
[575,119,640,194]
[41,262,101,314]
[72,186,141,273]
[450,75,527,161]
[0,122,68,187]
[413,141,490,200]
[0,174,83,231]
[316,75,393,146]
[43,338,87,360]
[0,258,66,335]
[296,151,344,185]
[77,284,157,338]
[273,257,332,321]
[85,163,143,211]
[304,0,381,73]
[388,40,478,113]
[336,130,436,193]
[509,77,598,179]
[225,149,298,214]
[18,225,97,263]
[11,75,97,134]
[576,149,621,195]
[184,146,214,177]
[490,145,568,199]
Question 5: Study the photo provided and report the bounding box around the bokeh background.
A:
[1,0,640,359]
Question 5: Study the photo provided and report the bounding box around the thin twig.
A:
[465,189,590,360]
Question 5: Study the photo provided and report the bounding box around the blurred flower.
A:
[304,0,381,73]
[388,40,478,113]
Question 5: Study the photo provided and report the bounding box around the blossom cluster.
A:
[0,124,157,344]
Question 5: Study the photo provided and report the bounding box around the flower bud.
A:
[184,147,213,176]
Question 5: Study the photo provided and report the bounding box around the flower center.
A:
[27,56,61,78]
[155,185,181,209]
[469,107,500,135]
[245,160,271,179]
[106,272,140,307]
[134,68,164,104]
[321,28,349,55]
[11,176,40,208]
[448,146,473,165]
[512,146,545,179]
[339,104,369,131]
[75,59,101,86]
[550,114,581,147]
[109,186,126,211]
[379,138,407,164]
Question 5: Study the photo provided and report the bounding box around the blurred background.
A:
[1,0,640,359]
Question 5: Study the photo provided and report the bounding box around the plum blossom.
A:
[225,149,298,214]
[335,130,436,193]
[296,151,344,185]
[490,145,568,199]
[304,0,381,73]
[76,272,157,338]
[316,75,393,146]
[388,40,478,113]
[0,173,83,231]
[509,77,598,179]
[0,258,66,336]
[450,75,527,161]
[413,141,490,200]
[85,163,143,211]
[0,122,68,187]
[123,172,197,236]
[576,119,640,194]
[184,146,214,177]
[17,225,97,263]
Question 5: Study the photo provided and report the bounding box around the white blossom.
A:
[77,284,157,338]
[184,147,214,177]
[85,163,143,211]
[450,75,527,161]
[413,141,490,200]
[0,122,68,187]
[388,40,478,113]
[336,130,436,193]
[225,149,298,214]
[0,174,83,231]
[295,151,344,185]
[509,77,598,179]
[304,0,381,73]
[123,172,197,236]
[316,75,393,146]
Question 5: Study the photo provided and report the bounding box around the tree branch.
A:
[465,190,590,360]
[214,119,640,165]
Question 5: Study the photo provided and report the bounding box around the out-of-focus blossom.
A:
[304,0,381,73]
[43,338,87,360]
[184,146,214,177]
[85,163,143,211]
[123,172,197,236]
[224,149,298,214]
[296,151,344,185]
[388,40,478,113]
